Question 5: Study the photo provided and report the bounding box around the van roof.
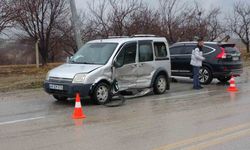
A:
[88,37,168,44]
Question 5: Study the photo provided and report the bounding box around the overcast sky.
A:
[75,0,248,14]
[1,0,248,39]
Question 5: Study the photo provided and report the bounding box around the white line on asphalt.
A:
[0,116,45,126]
[156,90,217,101]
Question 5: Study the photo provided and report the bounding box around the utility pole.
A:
[69,0,82,50]
[35,39,40,68]
[198,11,202,38]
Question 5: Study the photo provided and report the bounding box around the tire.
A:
[199,66,213,85]
[217,76,231,83]
[53,95,68,101]
[92,82,111,105]
[153,75,168,94]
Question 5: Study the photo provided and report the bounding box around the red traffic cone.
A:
[227,76,238,92]
[72,93,86,119]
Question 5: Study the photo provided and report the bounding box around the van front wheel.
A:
[153,75,167,94]
[92,82,111,105]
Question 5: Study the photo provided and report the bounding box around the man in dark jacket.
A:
[190,38,205,90]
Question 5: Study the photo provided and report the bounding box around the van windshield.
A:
[70,43,118,65]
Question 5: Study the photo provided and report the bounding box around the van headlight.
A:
[72,74,86,83]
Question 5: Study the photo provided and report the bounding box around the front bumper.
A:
[44,81,92,98]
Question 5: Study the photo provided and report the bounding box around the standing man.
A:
[190,38,205,90]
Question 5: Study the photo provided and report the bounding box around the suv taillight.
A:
[216,47,226,59]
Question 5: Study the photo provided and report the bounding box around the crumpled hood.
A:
[48,63,102,79]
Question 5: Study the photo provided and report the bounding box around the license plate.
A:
[49,84,63,90]
[232,57,239,61]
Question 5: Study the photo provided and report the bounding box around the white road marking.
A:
[156,90,217,101]
[0,116,45,126]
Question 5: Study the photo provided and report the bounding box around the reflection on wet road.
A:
[0,67,250,150]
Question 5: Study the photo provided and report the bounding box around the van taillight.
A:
[216,47,226,59]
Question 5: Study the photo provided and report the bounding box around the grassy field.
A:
[0,63,62,92]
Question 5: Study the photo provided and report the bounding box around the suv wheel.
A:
[92,82,111,104]
[199,66,213,85]
[217,76,231,83]
[153,75,167,94]
[53,95,68,101]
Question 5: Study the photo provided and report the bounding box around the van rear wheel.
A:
[153,75,167,94]
[92,82,111,105]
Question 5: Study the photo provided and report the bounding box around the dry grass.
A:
[0,63,62,92]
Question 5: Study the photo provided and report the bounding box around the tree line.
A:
[0,0,249,65]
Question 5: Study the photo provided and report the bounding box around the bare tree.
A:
[205,8,225,41]
[158,0,189,43]
[228,1,250,53]
[108,0,143,35]
[127,6,162,35]
[186,4,224,41]
[87,0,110,38]
[158,0,225,43]
[0,0,12,35]
[87,0,144,38]
[8,0,68,65]
[49,11,77,57]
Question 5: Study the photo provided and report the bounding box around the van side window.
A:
[139,41,153,62]
[154,42,167,57]
[116,43,136,66]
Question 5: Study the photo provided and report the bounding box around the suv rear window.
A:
[220,44,238,53]
[224,47,238,53]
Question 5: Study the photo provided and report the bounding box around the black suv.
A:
[169,42,243,84]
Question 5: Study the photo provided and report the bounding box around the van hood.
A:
[49,63,102,79]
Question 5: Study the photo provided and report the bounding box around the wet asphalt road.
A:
[0,68,250,150]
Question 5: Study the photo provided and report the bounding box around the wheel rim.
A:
[96,85,109,103]
[199,68,209,83]
[157,77,166,93]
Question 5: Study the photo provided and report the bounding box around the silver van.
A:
[44,35,171,104]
